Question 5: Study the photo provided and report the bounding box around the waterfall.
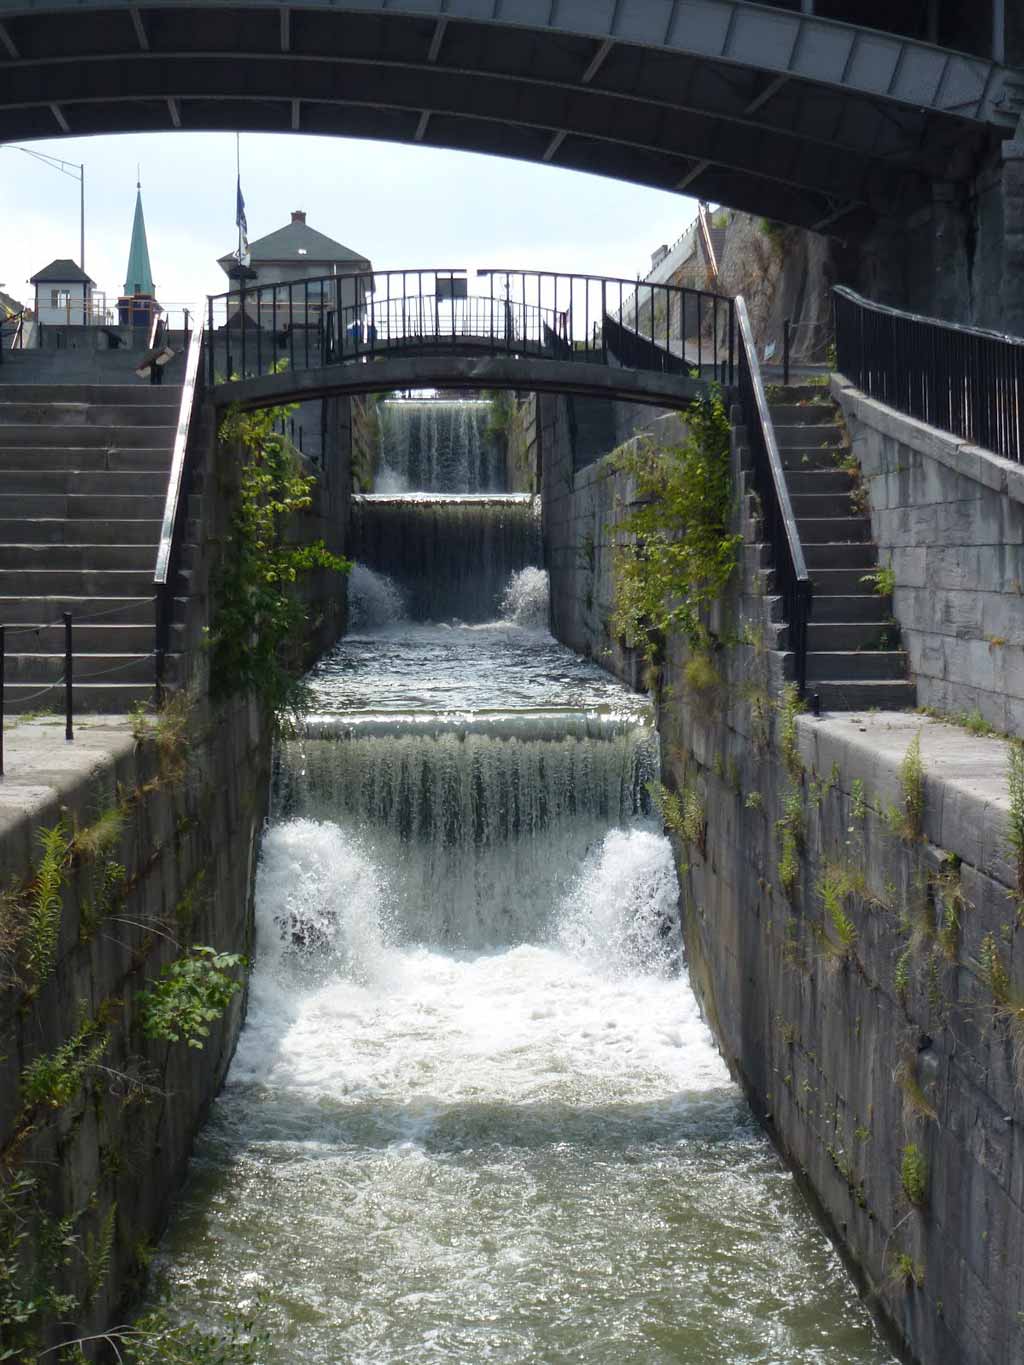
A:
[377,399,503,493]
[351,494,542,622]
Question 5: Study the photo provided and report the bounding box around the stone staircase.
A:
[0,375,182,713]
[764,385,916,711]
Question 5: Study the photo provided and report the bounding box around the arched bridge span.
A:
[205,266,732,411]
[1,1,1020,234]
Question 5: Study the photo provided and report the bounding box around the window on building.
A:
[50,289,72,308]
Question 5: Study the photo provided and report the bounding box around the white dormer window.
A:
[297,248,308,256]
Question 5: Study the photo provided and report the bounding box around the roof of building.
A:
[30,258,95,286]
[123,185,155,297]
[218,211,372,274]
[0,289,25,317]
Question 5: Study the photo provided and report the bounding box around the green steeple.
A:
[123,182,155,296]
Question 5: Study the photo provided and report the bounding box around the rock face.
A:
[541,387,1024,1365]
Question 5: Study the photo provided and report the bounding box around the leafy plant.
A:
[652,780,707,858]
[19,1012,110,1111]
[861,565,896,597]
[610,388,740,658]
[891,732,925,841]
[817,861,858,958]
[1008,739,1024,904]
[210,406,352,715]
[901,1143,928,1206]
[137,946,247,1049]
[776,790,803,899]
[23,820,70,985]
[778,684,805,782]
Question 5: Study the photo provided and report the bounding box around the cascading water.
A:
[351,495,542,622]
[377,399,503,494]
[154,572,895,1364]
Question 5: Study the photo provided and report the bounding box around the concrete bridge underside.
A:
[214,353,707,413]
[1,1,1021,236]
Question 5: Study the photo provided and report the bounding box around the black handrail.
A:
[735,295,813,699]
[834,285,1024,466]
[206,266,735,389]
[154,312,205,696]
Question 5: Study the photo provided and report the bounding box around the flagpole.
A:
[236,132,242,264]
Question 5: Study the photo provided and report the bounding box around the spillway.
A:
[376,398,502,494]
[152,567,896,1364]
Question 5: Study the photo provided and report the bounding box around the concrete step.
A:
[774,424,845,448]
[3,652,158,684]
[0,595,171,625]
[789,492,860,518]
[806,650,908,682]
[795,516,870,542]
[811,680,918,712]
[780,447,847,471]
[0,544,157,569]
[805,621,900,651]
[0,424,174,449]
[767,403,838,426]
[809,568,892,596]
[2,494,166,518]
[0,383,181,406]
[0,519,163,545]
[0,569,160,595]
[2,681,155,715]
[0,471,167,495]
[766,384,834,402]
[0,402,179,427]
[785,469,856,496]
[803,542,877,569]
[0,447,171,471]
[3,622,179,652]
[812,594,898,623]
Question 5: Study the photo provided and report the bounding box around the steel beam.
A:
[0,22,18,58]
[129,6,149,51]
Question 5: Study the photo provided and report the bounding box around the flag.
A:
[235,176,250,265]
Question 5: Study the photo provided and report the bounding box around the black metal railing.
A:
[735,294,813,699]
[154,312,205,695]
[206,266,735,389]
[834,285,1024,465]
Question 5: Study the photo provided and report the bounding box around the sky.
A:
[1,131,697,313]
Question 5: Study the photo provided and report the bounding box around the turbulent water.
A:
[155,568,894,1364]
[377,400,503,494]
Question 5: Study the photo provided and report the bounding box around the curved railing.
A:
[206,267,735,389]
[834,285,1024,466]
[735,295,812,699]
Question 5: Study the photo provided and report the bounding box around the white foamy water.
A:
[347,563,407,631]
[154,618,894,1365]
[501,566,550,629]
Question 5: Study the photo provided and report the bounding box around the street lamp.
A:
[8,145,85,273]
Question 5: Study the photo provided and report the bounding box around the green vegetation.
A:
[210,405,351,714]
[137,946,247,1050]
[19,1011,109,1111]
[901,1143,929,1206]
[776,790,803,899]
[860,565,896,598]
[887,732,925,841]
[778,684,805,782]
[850,778,868,823]
[892,1252,925,1289]
[610,388,739,659]
[1008,740,1024,906]
[817,861,859,958]
[896,1055,938,1125]
[23,821,70,987]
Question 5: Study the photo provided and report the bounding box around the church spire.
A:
[123,180,155,297]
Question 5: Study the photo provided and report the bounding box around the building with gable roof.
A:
[30,258,95,325]
[118,182,160,329]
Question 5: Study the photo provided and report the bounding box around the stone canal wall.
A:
[832,374,1024,737]
[541,394,1024,1365]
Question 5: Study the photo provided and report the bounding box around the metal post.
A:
[63,612,73,743]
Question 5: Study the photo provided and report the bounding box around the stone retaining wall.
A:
[832,374,1024,737]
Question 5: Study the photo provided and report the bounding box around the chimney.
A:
[291,210,306,224]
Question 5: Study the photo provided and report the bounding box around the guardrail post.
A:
[63,612,73,743]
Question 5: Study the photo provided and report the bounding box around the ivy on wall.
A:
[209,405,351,714]
[610,386,739,660]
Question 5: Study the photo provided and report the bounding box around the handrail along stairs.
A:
[734,294,813,700]
[154,312,205,695]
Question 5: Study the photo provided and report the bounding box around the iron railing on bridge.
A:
[735,295,813,701]
[206,267,735,388]
[834,285,1024,466]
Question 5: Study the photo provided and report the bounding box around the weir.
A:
[376,398,503,494]
[351,493,542,621]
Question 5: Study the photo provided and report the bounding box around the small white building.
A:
[30,259,95,325]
